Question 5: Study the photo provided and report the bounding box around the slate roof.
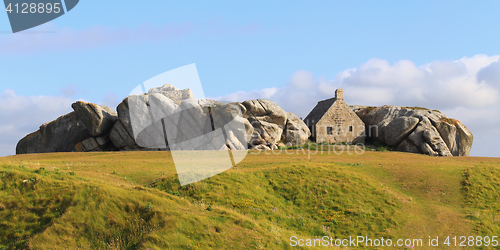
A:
[303,97,337,127]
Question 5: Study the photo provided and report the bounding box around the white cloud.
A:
[215,55,500,157]
[0,89,75,156]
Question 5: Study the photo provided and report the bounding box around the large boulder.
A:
[282,112,311,145]
[71,101,118,137]
[172,98,223,150]
[108,83,194,150]
[406,117,452,156]
[242,117,254,145]
[248,120,283,148]
[109,120,137,149]
[16,88,308,154]
[211,102,248,150]
[110,94,174,150]
[455,121,474,156]
[352,105,473,156]
[240,99,289,148]
[109,97,140,149]
[241,99,288,127]
[213,102,254,145]
[224,129,246,150]
[109,95,248,151]
[436,118,473,157]
[396,139,420,154]
[436,120,457,154]
[382,116,420,146]
[16,112,92,154]
[75,135,115,152]
[147,84,194,104]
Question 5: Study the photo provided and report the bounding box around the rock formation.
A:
[16,86,310,154]
[16,84,472,157]
[241,99,288,148]
[72,101,118,137]
[16,112,92,154]
[147,84,194,104]
[282,112,311,146]
[351,105,473,156]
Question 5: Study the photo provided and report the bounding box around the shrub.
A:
[373,140,393,152]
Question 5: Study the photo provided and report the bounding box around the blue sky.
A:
[0,1,499,157]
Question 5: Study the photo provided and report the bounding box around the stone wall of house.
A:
[314,99,365,144]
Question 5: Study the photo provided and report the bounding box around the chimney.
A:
[335,89,344,100]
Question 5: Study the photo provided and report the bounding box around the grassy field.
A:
[0,149,499,249]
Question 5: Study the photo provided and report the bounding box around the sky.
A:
[0,1,499,157]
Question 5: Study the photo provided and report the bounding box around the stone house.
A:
[304,89,365,143]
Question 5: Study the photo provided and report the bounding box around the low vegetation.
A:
[371,140,395,152]
[0,151,498,249]
[360,106,432,114]
[462,166,500,235]
[363,106,377,113]
[440,117,460,126]
[401,106,430,111]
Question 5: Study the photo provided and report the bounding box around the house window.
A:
[327,127,333,135]
[349,126,353,132]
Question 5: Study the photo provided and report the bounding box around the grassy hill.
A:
[0,150,499,249]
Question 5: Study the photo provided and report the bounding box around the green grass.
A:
[0,151,499,249]
[462,166,500,235]
[372,140,395,152]
[0,163,278,249]
[151,163,400,238]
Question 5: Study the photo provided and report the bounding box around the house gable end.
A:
[313,99,365,144]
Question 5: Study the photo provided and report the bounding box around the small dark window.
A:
[349,126,353,132]
[327,127,333,135]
